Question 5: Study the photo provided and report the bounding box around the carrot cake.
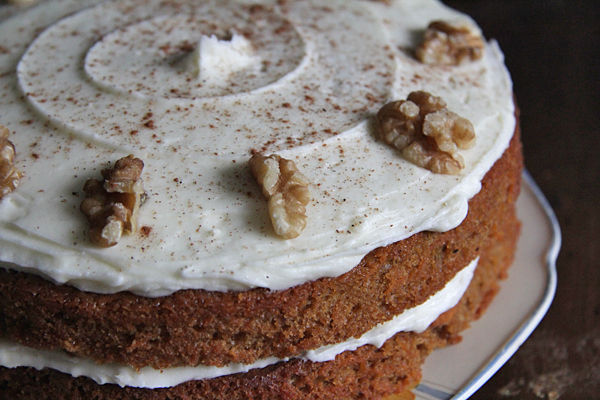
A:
[0,0,522,398]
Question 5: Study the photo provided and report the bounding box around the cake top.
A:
[0,0,515,296]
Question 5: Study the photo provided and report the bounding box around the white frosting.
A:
[0,258,477,388]
[0,0,515,296]
[197,33,262,87]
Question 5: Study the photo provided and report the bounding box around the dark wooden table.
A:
[443,1,600,399]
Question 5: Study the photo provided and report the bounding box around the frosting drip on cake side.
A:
[0,0,515,295]
[0,258,477,388]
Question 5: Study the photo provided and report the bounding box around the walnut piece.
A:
[416,20,484,65]
[80,155,146,247]
[249,153,311,239]
[0,125,23,199]
[376,91,475,175]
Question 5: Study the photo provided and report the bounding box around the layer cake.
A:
[0,0,522,398]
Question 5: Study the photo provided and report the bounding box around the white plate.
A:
[414,171,561,400]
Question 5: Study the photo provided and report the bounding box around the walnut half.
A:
[376,91,475,175]
[0,125,23,199]
[249,153,311,239]
[80,155,146,247]
[416,20,484,65]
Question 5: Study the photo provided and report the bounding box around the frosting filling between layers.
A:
[0,0,515,296]
[0,258,477,388]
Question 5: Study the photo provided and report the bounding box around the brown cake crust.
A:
[0,127,522,370]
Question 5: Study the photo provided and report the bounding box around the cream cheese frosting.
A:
[0,0,515,296]
[0,258,477,388]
